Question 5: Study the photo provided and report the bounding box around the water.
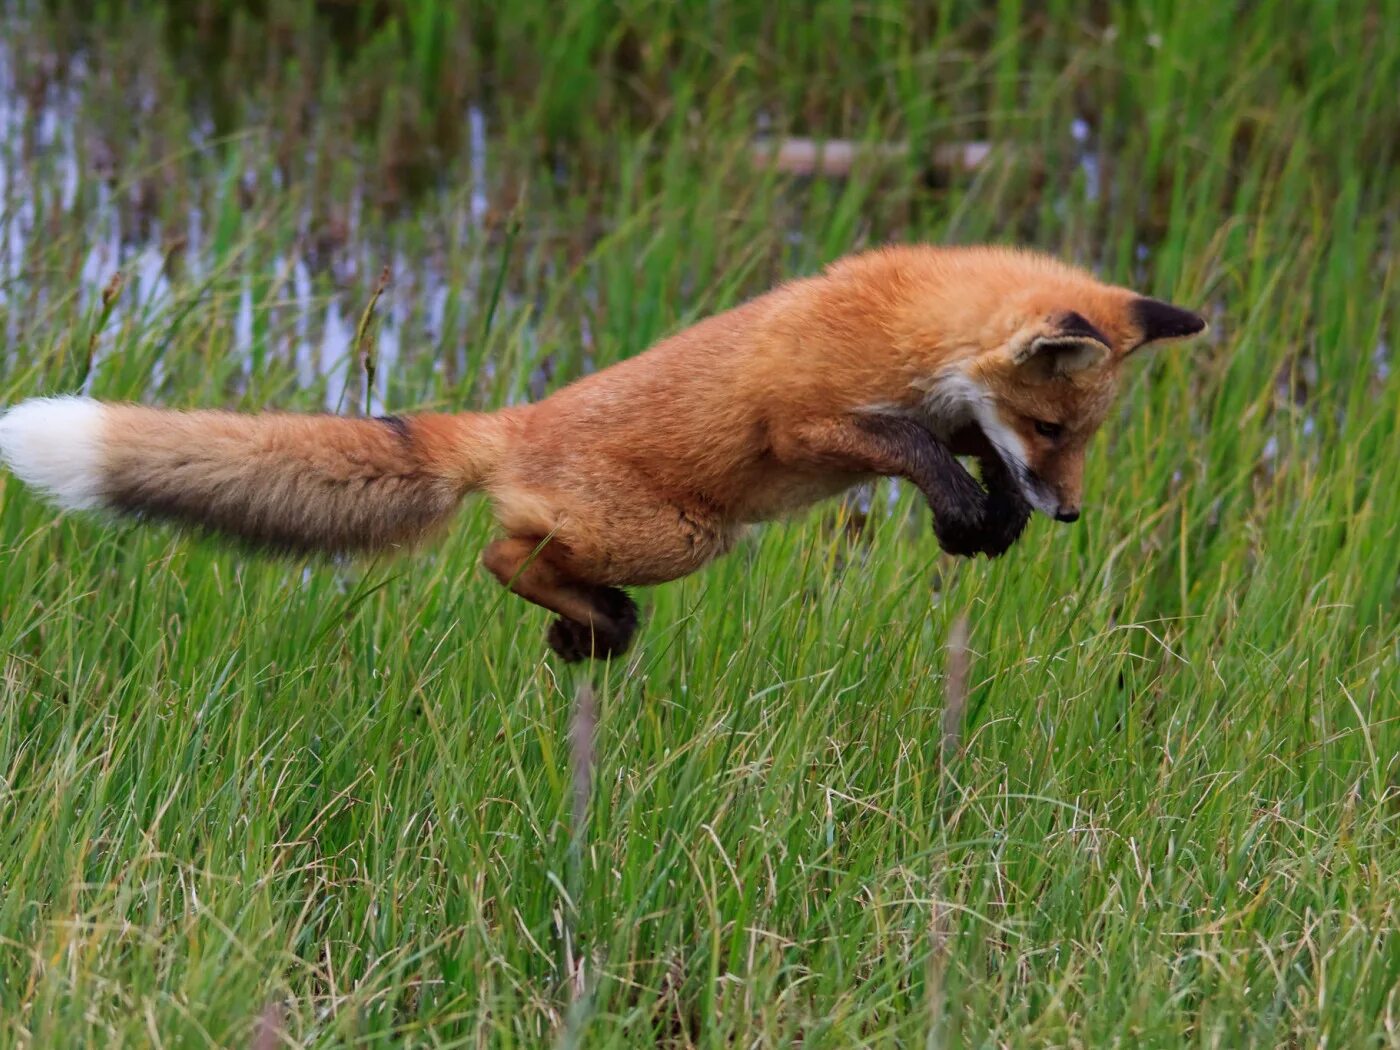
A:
[0,35,492,413]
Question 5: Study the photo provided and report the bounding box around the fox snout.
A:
[1014,465,1084,525]
[1043,473,1083,523]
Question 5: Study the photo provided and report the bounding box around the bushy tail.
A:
[0,397,510,555]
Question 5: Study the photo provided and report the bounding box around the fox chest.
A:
[733,463,866,524]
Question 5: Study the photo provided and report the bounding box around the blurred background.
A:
[0,2,1396,1046]
[6,0,1392,419]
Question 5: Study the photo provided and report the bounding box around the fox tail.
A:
[0,396,509,555]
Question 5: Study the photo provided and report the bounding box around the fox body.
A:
[0,245,1205,660]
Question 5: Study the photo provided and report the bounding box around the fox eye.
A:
[1033,419,1064,439]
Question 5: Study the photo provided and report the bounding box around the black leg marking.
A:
[972,453,1032,558]
[848,415,1020,558]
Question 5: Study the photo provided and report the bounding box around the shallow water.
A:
[0,33,506,414]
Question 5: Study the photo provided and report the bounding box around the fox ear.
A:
[1128,298,1207,354]
[1013,311,1111,379]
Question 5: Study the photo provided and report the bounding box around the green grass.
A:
[1,1,1398,1045]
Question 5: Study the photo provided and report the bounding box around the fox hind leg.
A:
[545,586,638,662]
[481,536,639,662]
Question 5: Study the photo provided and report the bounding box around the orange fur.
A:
[98,406,514,554]
[0,244,1206,659]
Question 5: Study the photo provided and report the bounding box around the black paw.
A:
[545,588,639,662]
[931,458,1032,559]
[594,586,639,636]
[932,506,988,559]
[974,456,1032,558]
[546,618,601,662]
[927,451,995,558]
[973,489,1031,558]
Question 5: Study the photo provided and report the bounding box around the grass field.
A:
[1,1,1397,1046]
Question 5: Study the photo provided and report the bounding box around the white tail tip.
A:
[0,396,107,510]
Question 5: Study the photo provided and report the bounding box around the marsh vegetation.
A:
[0,2,1396,1044]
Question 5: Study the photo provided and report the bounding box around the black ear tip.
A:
[1134,297,1207,341]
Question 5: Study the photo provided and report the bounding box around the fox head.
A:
[897,248,1208,523]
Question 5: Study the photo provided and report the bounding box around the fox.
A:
[0,245,1205,661]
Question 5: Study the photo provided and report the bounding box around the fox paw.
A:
[974,456,1032,558]
[932,508,987,559]
[546,588,639,662]
[932,490,1030,559]
[974,490,1032,558]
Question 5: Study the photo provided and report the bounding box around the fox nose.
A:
[1054,508,1081,524]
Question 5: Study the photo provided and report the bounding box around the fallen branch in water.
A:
[750,137,995,179]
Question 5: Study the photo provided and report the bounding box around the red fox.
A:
[0,245,1205,660]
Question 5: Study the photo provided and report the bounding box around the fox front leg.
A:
[776,414,1010,558]
[968,450,1032,558]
